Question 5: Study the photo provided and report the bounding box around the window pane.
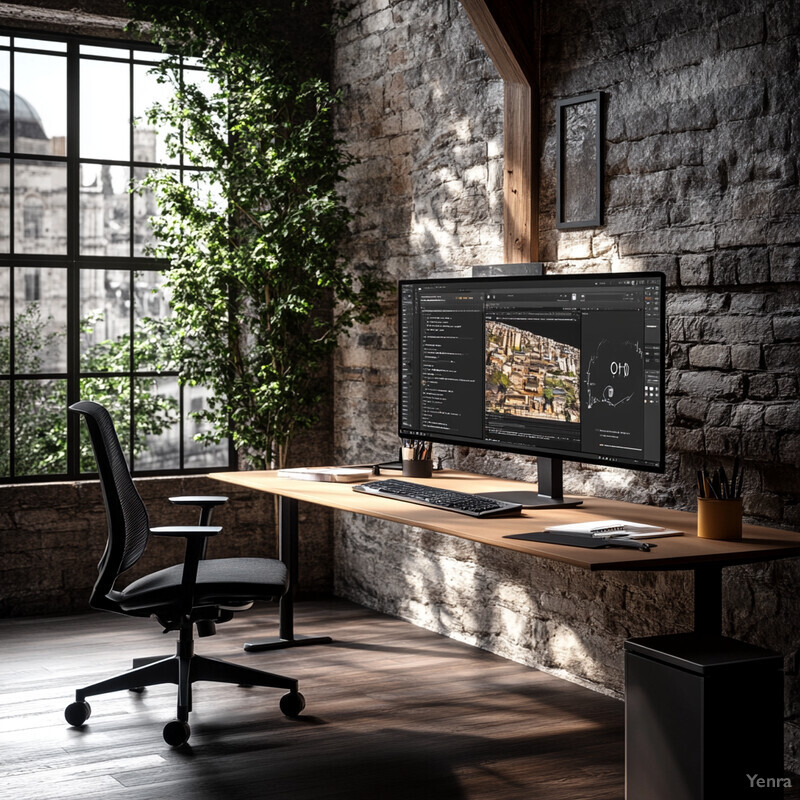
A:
[0,267,8,373]
[0,49,9,152]
[185,383,228,468]
[0,159,8,252]
[134,63,177,164]
[133,50,169,64]
[14,52,67,155]
[80,58,130,160]
[184,169,225,213]
[14,160,67,254]
[183,69,220,167]
[80,44,127,59]
[80,163,131,256]
[79,376,131,471]
[80,268,130,371]
[14,266,67,373]
[14,378,67,475]
[132,166,161,257]
[133,375,179,470]
[133,270,173,370]
[15,38,66,53]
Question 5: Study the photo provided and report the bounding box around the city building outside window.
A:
[0,30,231,481]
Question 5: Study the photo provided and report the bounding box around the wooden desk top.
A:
[209,469,800,573]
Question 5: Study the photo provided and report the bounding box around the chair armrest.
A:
[150,526,222,616]
[169,495,228,508]
[150,525,222,538]
[168,498,228,549]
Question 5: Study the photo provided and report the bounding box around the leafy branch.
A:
[126,0,390,469]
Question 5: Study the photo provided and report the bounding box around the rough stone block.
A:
[619,227,715,256]
[743,491,784,520]
[701,315,773,344]
[668,427,704,452]
[713,82,766,122]
[719,11,766,50]
[729,292,767,313]
[742,430,779,461]
[676,397,710,423]
[669,98,716,132]
[716,218,769,248]
[777,376,799,399]
[765,344,800,370]
[748,372,778,399]
[779,434,800,467]
[669,343,690,369]
[680,254,712,285]
[765,402,800,430]
[689,344,731,369]
[731,344,762,370]
[705,426,742,455]
[731,402,765,429]
[770,246,800,282]
[678,370,745,400]
[773,316,799,342]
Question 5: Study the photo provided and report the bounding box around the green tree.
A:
[126,0,389,469]
[0,304,66,475]
[0,305,178,477]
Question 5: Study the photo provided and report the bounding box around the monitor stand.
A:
[480,457,583,509]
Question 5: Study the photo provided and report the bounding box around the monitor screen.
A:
[398,271,665,475]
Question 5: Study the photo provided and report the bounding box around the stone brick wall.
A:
[331,0,800,768]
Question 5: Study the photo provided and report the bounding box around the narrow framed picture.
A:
[556,92,603,229]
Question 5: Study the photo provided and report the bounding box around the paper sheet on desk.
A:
[544,519,683,539]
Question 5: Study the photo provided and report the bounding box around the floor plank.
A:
[0,598,786,799]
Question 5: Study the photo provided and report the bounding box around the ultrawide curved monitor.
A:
[398,271,666,493]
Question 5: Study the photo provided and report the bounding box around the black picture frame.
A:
[556,92,603,229]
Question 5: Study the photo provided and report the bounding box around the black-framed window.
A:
[0,29,231,482]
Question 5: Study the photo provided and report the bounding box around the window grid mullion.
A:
[66,38,81,478]
[7,38,15,477]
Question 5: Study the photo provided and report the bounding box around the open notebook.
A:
[544,519,683,540]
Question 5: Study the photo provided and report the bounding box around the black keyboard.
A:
[353,479,523,518]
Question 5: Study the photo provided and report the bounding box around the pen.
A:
[602,538,651,552]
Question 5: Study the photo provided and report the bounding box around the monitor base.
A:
[480,490,583,510]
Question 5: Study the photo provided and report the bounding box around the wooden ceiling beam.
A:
[459,0,539,263]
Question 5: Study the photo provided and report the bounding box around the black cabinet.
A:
[625,633,783,800]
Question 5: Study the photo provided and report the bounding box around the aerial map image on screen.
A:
[485,320,580,424]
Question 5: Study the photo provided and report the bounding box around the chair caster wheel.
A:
[280,691,306,718]
[65,700,92,727]
[163,719,191,747]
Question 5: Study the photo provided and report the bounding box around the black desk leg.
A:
[243,495,333,652]
[693,565,723,636]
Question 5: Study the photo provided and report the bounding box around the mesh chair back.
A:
[70,402,151,589]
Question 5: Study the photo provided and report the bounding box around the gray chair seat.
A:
[120,558,288,611]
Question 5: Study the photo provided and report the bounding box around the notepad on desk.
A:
[276,467,373,483]
[545,520,683,540]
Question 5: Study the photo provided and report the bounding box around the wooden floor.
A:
[0,599,629,799]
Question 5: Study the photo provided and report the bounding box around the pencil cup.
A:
[402,458,433,478]
[697,497,742,540]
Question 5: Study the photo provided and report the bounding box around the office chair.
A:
[64,400,305,746]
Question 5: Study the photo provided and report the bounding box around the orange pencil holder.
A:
[697,497,742,540]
